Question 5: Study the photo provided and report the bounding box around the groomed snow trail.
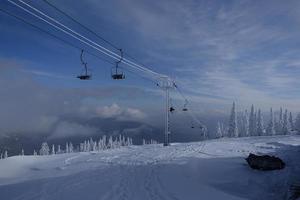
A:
[0,135,300,200]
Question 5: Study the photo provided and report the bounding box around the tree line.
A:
[218,102,300,138]
[1,135,134,158]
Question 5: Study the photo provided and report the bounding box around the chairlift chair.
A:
[77,49,92,80]
[112,49,125,80]
[170,106,175,113]
[191,121,195,129]
[182,99,188,111]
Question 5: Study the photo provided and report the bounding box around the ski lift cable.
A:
[8,0,203,124]
[7,0,153,79]
[14,0,167,81]
[41,0,167,81]
[0,8,159,86]
[8,0,116,60]
[6,1,207,144]
[42,0,169,80]
[8,0,163,81]
[174,84,206,129]
[6,0,196,108]
[0,8,117,69]
[42,0,120,51]
[6,0,200,112]
[13,0,166,79]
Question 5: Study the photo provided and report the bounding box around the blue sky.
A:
[1,0,300,138]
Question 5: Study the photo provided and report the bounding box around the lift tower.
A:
[158,78,174,146]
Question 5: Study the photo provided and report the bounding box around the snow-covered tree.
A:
[39,142,50,156]
[57,145,62,154]
[87,140,91,151]
[256,109,264,136]
[33,150,37,156]
[266,108,275,136]
[69,142,74,153]
[279,107,283,123]
[89,138,94,151]
[97,136,106,150]
[92,141,97,151]
[80,143,84,152]
[51,145,55,155]
[0,153,3,159]
[21,149,24,156]
[108,136,113,148]
[228,102,238,137]
[282,109,289,135]
[216,122,223,138]
[289,112,294,131]
[275,107,283,135]
[4,150,8,159]
[238,110,249,137]
[65,142,69,153]
[295,113,300,134]
[248,105,256,136]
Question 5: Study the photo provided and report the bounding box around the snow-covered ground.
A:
[1,135,300,200]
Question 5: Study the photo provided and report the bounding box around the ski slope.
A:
[0,135,300,200]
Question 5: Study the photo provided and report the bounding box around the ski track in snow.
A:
[0,135,300,200]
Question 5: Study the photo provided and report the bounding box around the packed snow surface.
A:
[1,135,300,200]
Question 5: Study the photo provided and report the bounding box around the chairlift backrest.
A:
[111,49,125,80]
[77,49,92,80]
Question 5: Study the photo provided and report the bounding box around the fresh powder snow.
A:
[0,135,300,200]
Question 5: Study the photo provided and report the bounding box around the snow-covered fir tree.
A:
[248,105,256,136]
[89,138,94,151]
[51,144,55,155]
[256,109,264,136]
[33,150,37,156]
[69,142,74,153]
[57,145,62,154]
[282,109,289,135]
[4,150,8,159]
[266,108,275,136]
[92,141,97,151]
[289,112,294,131]
[253,110,257,135]
[80,143,84,152]
[228,102,238,137]
[108,136,113,148]
[238,110,249,137]
[295,113,300,133]
[216,122,223,138]
[87,140,91,151]
[275,107,283,135]
[39,142,50,156]
[65,142,69,153]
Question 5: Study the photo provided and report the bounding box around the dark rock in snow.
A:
[245,153,285,171]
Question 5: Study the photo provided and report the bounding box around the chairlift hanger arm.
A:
[116,49,124,66]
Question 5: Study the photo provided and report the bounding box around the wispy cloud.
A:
[22,69,71,79]
[101,0,300,110]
